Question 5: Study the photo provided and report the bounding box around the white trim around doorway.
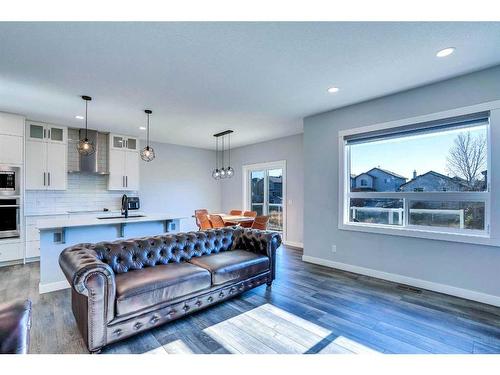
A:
[242,160,287,242]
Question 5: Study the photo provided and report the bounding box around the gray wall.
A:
[304,65,500,298]
[220,134,304,245]
[139,140,222,232]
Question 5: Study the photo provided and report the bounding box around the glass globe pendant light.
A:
[77,95,95,156]
[140,109,155,162]
[219,135,227,179]
[212,130,234,180]
[226,131,234,178]
[212,135,220,179]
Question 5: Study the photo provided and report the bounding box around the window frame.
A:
[338,102,499,246]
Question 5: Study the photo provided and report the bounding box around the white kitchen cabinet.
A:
[25,122,67,190]
[0,134,23,165]
[108,134,139,191]
[27,122,66,144]
[0,112,24,137]
[110,134,138,151]
[0,112,24,165]
[46,142,67,190]
[25,214,68,260]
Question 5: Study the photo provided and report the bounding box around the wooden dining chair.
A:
[194,209,208,227]
[209,214,226,229]
[241,210,257,228]
[251,216,269,230]
[196,213,212,230]
[229,210,242,215]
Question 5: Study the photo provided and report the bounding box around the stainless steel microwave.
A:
[0,166,20,196]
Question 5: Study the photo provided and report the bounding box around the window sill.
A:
[338,222,498,247]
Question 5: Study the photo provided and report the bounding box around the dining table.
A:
[209,213,255,225]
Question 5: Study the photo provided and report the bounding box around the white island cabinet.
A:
[108,134,139,191]
[37,213,185,293]
[25,121,67,190]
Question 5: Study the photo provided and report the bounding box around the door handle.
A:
[48,129,51,139]
[122,176,125,188]
[126,176,128,188]
[48,172,51,186]
[43,172,46,186]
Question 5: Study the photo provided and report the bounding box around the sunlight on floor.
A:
[201,303,380,354]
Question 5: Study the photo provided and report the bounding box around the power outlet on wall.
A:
[331,244,337,253]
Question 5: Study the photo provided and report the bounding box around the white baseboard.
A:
[283,241,303,249]
[302,255,500,307]
[39,280,70,294]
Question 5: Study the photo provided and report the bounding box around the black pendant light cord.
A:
[147,112,150,149]
[228,132,231,167]
[221,135,224,168]
[85,99,88,139]
[215,136,219,170]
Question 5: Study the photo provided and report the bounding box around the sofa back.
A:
[92,227,242,274]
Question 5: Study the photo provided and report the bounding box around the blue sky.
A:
[350,125,487,179]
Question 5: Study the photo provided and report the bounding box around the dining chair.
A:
[229,210,242,215]
[209,214,226,229]
[251,216,270,230]
[196,213,212,230]
[194,209,208,227]
[241,210,258,228]
[243,211,257,218]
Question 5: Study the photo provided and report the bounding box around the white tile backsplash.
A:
[25,173,134,215]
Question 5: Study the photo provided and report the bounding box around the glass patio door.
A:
[248,167,284,231]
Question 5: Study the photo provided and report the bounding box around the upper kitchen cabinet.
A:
[111,134,138,151]
[25,121,67,190]
[0,112,24,165]
[27,122,66,144]
[108,133,139,191]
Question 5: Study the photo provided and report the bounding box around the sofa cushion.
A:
[115,262,211,317]
[189,250,269,286]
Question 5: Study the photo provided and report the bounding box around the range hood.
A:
[68,129,109,174]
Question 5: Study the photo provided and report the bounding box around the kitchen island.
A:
[37,213,187,293]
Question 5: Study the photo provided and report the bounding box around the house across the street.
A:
[350,167,407,192]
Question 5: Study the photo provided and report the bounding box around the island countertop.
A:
[36,213,188,230]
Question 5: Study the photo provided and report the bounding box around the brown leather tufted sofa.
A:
[0,299,32,354]
[59,227,281,353]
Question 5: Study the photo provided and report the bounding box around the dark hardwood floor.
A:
[1,245,500,354]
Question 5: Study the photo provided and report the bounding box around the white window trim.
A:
[338,100,500,247]
[242,160,287,241]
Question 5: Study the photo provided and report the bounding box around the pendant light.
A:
[212,130,234,180]
[219,135,227,179]
[77,95,95,156]
[140,109,155,162]
[212,136,221,179]
[226,131,234,177]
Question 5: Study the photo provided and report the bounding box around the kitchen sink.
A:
[97,215,146,220]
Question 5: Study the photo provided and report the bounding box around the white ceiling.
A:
[1,22,500,149]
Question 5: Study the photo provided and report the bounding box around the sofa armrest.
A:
[59,244,116,352]
[237,229,282,281]
[0,299,32,354]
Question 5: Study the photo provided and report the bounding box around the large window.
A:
[342,112,490,238]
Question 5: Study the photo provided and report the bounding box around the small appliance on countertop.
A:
[127,197,140,210]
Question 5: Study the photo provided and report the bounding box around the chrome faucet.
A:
[121,194,129,218]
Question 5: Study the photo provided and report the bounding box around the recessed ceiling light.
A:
[436,47,455,58]
[139,126,146,130]
[75,115,84,120]
[327,87,339,94]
